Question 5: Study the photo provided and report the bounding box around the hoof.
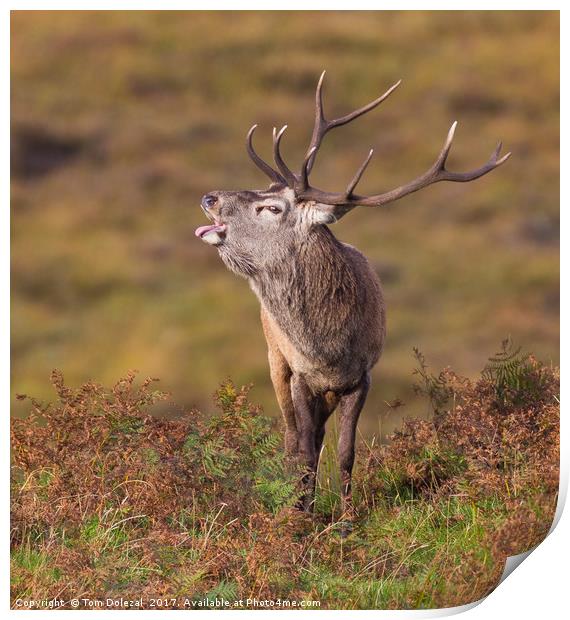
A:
[295,496,315,513]
[339,520,353,538]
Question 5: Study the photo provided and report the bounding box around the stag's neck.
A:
[250,225,345,299]
[249,225,367,364]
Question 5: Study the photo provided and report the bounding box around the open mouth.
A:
[194,222,227,239]
[195,207,227,244]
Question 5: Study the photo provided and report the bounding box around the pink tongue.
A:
[195,224,224,238]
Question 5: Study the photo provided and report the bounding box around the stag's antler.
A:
[246,124,286,186]
[246,71,511,207]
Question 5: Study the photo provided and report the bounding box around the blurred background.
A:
[11,11,559,438]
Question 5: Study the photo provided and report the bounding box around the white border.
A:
[5,3,564,617]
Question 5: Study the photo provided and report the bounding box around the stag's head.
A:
[196,72,510,276]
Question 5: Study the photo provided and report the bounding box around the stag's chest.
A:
[258,302,314,374]
[250,273,319,355]
[258,300,353,392]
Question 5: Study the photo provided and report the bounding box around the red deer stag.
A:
[195,72,510,525]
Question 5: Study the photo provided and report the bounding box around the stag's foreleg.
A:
[337,372,370,532]
[289,381,338,512]
[290,374,323,512]
[267,348,298,456]
[262,312,298,456]
[314,392,339,462]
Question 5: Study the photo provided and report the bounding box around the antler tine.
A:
[346,149,374,197]
[433,122,512,183]
[246,125,286,185]
[272,125,298,187]
[427,121,508,179]
[305,73,402,175]
[331,79,403,128]
[434,120,458,171]
[299,146,317,192]
[304,70,326,174]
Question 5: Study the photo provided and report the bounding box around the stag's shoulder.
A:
[338,240,367,262]
[339,241,381,282]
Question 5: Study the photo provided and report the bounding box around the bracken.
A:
[11,349,559,609]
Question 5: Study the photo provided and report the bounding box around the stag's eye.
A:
[255,205,282,215]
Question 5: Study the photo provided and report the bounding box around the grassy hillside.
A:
[11,11,559,435]
[11,350,559,609]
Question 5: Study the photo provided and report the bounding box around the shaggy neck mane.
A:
[251,225,368,365]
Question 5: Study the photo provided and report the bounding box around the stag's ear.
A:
[309,202,353,226]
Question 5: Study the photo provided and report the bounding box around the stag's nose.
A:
[201,194,218,210]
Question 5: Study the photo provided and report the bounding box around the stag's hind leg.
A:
[337,372,370,534]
